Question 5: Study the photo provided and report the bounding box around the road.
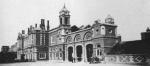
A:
[0,61,148,66]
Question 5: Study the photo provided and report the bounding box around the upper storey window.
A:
[66,36,72,43]
[84,32,93,40]
[101,26,105,35]
[51,36,56,44]
[74,34,81,42]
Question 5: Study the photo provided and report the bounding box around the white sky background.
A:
[0,0,150,49]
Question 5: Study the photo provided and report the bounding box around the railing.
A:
[104,54,147,64]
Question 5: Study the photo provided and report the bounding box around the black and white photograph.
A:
[0,0,150,66]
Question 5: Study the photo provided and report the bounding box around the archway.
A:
[68,47,73,62]
[86,44,93,62]
[76,45,82,62]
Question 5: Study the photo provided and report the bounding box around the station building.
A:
[16,5,121,62]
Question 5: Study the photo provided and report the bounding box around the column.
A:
[62,17,64,25]
[65,45,68,62]
[74,45,76,62]
[81,45,84,62]
[84,44,87,62]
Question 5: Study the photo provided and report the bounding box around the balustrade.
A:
[104,54,147,64]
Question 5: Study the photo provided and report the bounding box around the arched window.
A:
[84,32,92,40]
[101,26,105,35]
[74,34,81,42]
[66,36,72,43]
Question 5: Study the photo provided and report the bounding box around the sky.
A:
[0,0,150,49]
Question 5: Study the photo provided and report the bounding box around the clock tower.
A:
[59,5,70,27]
[105,14,114,24]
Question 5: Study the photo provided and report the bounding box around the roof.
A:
[109,39,150,55]
[59,4,70,14]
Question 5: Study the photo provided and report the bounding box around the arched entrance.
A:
[68,47,73,62]
[86,44,93,62]
[76,45,82,62]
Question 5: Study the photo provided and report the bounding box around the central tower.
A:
[59,5,70,27]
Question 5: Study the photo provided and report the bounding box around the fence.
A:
[104,54,147,64]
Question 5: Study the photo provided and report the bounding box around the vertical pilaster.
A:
[74,45,76,62]
[81,44,84,62]
[84,44,87,62]
[65,45,68,62]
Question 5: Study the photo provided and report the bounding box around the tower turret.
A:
[59,5,70,27]
[105,14,114,24]
[146,27,150,32]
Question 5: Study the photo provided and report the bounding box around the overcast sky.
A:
[0,0,150,49]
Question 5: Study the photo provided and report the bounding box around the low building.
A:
[0,46,17,63]
[1,46,9,53]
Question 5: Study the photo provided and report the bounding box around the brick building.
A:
[15,5,121,62]
[16,19,50,61]
[48,5,121,62]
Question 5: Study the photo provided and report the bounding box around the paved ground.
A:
[0,61,148,66]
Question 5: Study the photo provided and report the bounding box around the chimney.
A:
[41,19,44,24]
[28,28,30,34]
[22,30,25,34]
[40,19,45,30]
[35,24,37,28]
[47,20,50,30]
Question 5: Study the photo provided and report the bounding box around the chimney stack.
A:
[40,19,45,30]
[35,24,37,28]
[28,28,30,34]
[47,20,50,30]
[41,19,44,24]
[22,30,25,34]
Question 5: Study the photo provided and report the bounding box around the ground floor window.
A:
[97,49,102,56]
[49,53,52,60]
[39,52,46,59]
[60,53,62,57]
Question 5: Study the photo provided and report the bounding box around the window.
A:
[39,53,46,59]
[66,36,72,43]
[96,29,99,32]
[60,53,62,57]
[65,18,68,25]
[101,26,105,35]
[74,34,81,42]
[56,53,59,57]
[97,49,102,56]
[51,36,56,43]
[60,18,62,25]
[84,32,92,40]
[97,45,101,48]
[108,29,113,34]
[49,53,52,60]
[59,48,62,51]
[97,50,99,55]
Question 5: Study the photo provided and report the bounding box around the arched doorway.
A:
[76,45,82,62]
[68,47,73,62]
[86,44,93,62]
